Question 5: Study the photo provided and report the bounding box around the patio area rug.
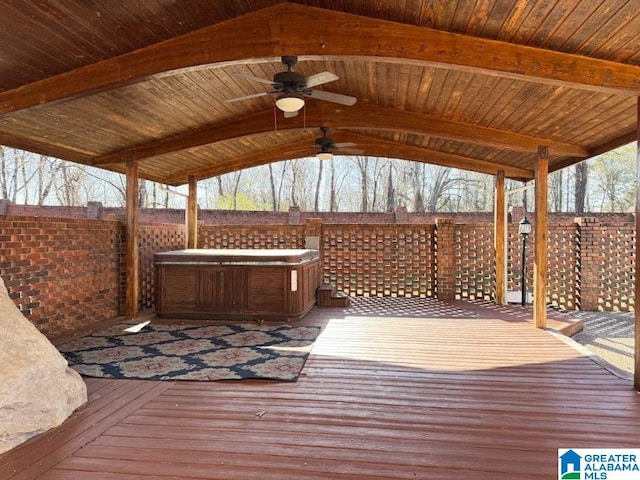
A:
[58,322,321,382]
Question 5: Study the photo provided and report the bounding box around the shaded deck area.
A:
[2,298,639,479]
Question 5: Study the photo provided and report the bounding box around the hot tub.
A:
[154,249,320,320]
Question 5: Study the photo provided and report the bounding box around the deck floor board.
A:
[2,298,639,479]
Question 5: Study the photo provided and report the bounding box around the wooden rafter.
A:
[1,3,640,118]
[162,132,533,185]
[93,103,587,167]
[163,140,314,185]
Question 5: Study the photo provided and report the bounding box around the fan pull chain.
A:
[273,104,278,131]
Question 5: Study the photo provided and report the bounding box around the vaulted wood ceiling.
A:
[1,1,638,185]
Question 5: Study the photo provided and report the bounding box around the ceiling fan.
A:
[226,56,357,117]
[314,126,364,160]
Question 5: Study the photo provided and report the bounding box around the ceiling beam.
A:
[2,3,640,117]
[93,102,587,167]
[332,132,534,181]
[549,130,638,173]
[163,131,533,185]
[0,131,94,163]
[163,139,314,185]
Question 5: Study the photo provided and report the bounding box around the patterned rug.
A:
[58,322,320,382]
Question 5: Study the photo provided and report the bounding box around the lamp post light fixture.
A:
[518,217,532,306]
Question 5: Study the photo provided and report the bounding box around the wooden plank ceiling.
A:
[0,0,638,186]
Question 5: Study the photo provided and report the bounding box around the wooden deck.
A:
[2,297,639,479]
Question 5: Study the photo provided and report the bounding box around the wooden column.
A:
[494,170,506,305]
[125,158,139,320]
[186,175,198,249]
[533,147,549,329]
[635,98,640,391]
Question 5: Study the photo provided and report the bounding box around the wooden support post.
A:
[187,175,198,249]
[533,147,549,329]
[494,170,506,305]
[635,98,640,391]
[125,158,139,320]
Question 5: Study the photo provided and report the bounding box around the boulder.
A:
[0,276,87,454]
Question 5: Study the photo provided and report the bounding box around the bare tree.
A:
[0,146,18,201]
[329,161,338,212]
[412,163,425,212]
[369,157,389,212]
[35,156,63,205]
[232,171,242,210]
[55,163,87,206]
[0,147,35,202]
[268,163,278,211]
[549,169,564,212]
[314,159,324,211]
[425,166,468,212]
[386,162,396,212]
[354,156,370,212]
[0,146,8,199]
[574,161,588,213]
[82,167,126,206]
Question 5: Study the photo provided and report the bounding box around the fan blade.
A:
[336,147,364,155]
[306,71,339,88]
[225,91,272,103]
[333,142,357,148]
[284,110,299,118]
[232,72,276,86]
[307,89,357,106]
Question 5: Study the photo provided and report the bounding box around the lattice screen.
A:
[139,224,186,309]
[595,224,635,311]
[321,225,436,297]
[453,224,494,300]
[547,223,578,310]
[199,225,305,249]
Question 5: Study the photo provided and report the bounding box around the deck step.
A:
[317,284,350,307]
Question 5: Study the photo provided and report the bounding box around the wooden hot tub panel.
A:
[154,249,320,321]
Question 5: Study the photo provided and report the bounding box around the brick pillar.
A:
[436,218,456,300]
[394,206,408,223]
[509,205,526,224]
[0,199,9,215]
[86,201,102,220]
[575,217,600,310]
[288,206,301,225]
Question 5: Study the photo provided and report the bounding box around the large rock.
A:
[0,276,87,454]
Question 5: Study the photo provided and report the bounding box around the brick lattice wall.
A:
[199,224,305,249]
[322,224,436,297]
[453,223,495,301]
[596,221,635,311]
[139,223,186,310]
[546,221,579,310]
[1,207,637,339]
[0,216,123,338]
[576,218,635,311]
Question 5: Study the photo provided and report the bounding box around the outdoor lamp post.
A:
[518,217,532,306]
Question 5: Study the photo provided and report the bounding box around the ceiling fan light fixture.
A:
[275,94,305,113]
[316,151,333,161]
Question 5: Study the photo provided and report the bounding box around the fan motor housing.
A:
[315,137,334,149]
[274,71,307,91]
